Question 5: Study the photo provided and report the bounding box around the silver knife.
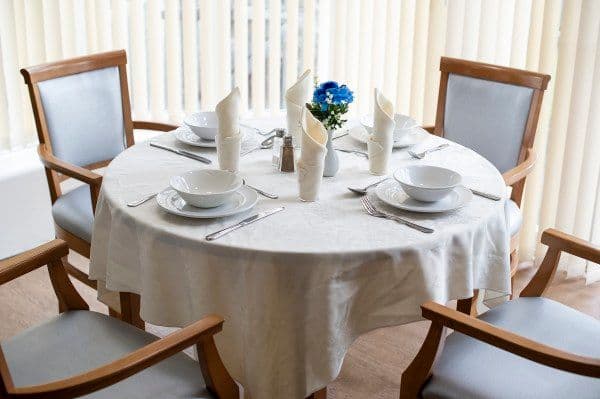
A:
[150,142,212,164]
[205,207,285,241]
[466,187,502,201]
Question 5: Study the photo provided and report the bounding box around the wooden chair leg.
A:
[400,322,446,398]
[509,249,519,299]
[119,292,144,329]
[456,289,479,316]
[306,387,327,399]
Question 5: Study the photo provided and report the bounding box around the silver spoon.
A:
[243,179,279,199]
[408,143,449,159]
[127,192,157,207]
[347,177,389,195]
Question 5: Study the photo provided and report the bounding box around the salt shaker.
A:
[271,128,286,168]
[279,135,295,172]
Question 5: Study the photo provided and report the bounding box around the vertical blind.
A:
[0,0,599,282]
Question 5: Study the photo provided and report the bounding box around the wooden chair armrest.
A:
[503,148,536,186]
[421,301,600,378]
[0,240,68,285]
[541,228,600,263]
[521,228,600,297]
[421,125,435,134]
[38,145,103,187]
[2,315,236,399]
[133,120,178,132]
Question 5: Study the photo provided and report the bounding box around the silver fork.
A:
[361,196,434,233]
[408,143,449,159]
[127,192,157,207]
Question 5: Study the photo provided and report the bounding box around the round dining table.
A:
[89,116,510,399]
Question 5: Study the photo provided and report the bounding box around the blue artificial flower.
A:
[329,85,354,105]
[320,81,339,90]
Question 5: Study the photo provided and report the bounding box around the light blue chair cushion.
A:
[444,74,534,174]
[505,199,522,237]
[38,66,126,167]
[51,185,94,243]
[1,311,215,398]
[422,297,600,399]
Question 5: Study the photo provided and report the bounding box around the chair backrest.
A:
[21,50,134,168]
[434,57,550,174]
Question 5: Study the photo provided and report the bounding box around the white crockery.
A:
[157,186,258,218]
[184,112,219,140]
[361,113,418,142]
[394,165,461,202]
[169,169,242,208]
[348,125,422,149]
[376,179,472,213]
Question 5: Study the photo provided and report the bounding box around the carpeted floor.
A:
[0,252,598,398]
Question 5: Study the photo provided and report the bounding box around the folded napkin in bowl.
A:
[368,89,395,175]
[216,87,241,172]
[286,69,312,146]
[297,108,328,202]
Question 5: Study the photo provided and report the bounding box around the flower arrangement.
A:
[307,80,354,131]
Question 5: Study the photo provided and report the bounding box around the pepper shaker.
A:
[279,135,295,172]
[271,128,286,168]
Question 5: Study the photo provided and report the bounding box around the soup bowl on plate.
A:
[170,169,242,208]
[360,113,418,142]
[184,112,218,141]
[394,165,461,202]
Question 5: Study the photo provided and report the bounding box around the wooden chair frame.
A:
[0,239,239,399]
[423,57,550,305]
[400,228,600,398]
[20,50,178,325]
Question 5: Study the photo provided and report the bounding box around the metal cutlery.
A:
[348,177,389,195]
[127,193,158,207]
[336,148,368,158]
[150,142,212,164]
[361,197,434,233]
[241,124,281,136]
[205,207,285,241]
[408,143,449,159]
[332,131,349,140]
[466,187,502,201]
[243,179,279,199]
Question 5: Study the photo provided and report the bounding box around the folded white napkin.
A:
[297,109,328,202]
[368,89,395,175]
[216,87,241,172]
[285,69,312,146]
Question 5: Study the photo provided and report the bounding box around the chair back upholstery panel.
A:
[37,66,126,167]
[443,73,534,174]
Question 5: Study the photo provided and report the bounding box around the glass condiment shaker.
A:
[279,135,295,172]
[271,129,286,168]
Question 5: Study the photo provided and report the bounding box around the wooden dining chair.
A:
[0,239,239,399]
[400,228,600,398]
[20,50,177,324]
[425,57,551,302]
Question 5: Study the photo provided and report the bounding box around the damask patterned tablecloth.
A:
[90,117,510,399]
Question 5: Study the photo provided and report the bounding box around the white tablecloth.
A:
[90,118,510,399]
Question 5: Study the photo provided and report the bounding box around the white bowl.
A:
[170,169,242,208]
[360,113,418,142]
[393,165,462,202]
[184,112,219,141]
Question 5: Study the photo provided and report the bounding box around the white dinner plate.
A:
[348,126,422,149]
[156,186,258,218]
[175,126,251,148]
[174,126,217,147]
[375,179,473,213]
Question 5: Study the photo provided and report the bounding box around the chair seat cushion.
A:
[51,185,94,242]
[505,199,522,237]
[1,311,215,398]
[422,297,600,399]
